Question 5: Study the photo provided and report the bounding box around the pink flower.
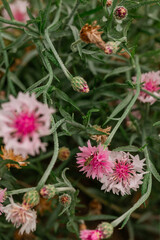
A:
[0,188,7,215]
[0,92,55,157]
[80,229,103,240]
[100,151,146,196]
[76,140,113,180]
[3,198,37,235]
[2,0,29,23]
[132,71,160,105]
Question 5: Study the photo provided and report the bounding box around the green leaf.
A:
[153,121,160,127]
[104,66,133,80]
[1,0,14,20]
[70,25,82,58]
[113,145,139,152]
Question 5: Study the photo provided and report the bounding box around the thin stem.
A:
[0,16,26,27]
[67,0,80,26]
[7,187,36,196]
[56,187,76,193]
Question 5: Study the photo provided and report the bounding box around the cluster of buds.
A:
[114,6,128,20]
[58,147,70,161]
[80,21,118,55]
[40,184,56,199]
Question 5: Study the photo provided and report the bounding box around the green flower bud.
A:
[22,190,40,209]
[97,222,113,239]
[71,76,89,93]
[40,184,56,199]
[59,194,71,207]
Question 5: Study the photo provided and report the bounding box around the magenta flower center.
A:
[114,160,134,181]
[14,10,25,22]
[143,80,160,92]
[14,112,37,136]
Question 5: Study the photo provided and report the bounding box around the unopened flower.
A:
[114,6,128,20]
[58,147,70,161]
[104,41,118,54]
[3,198,37,235]
[0,92,55,157]
[97,222,113,239]
[100,151,146,196]
[71,76,89,93]
[59,194,71,207]
[106,0,113,7]
[22,190,40,209]
[40,184,56,199]
[132,71,160,105]
[2,0,29,23]
[76,140,113,180]
[80,229,103,240]
[0,188,7,215]
[90,125,111,144]
[0,146,29,169]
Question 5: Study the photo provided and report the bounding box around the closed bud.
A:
[106,0,112,7]
[104,41,118,54]
[114,6,128,20]
[58,147,70,161]
[97,222,113,239]
[40,184,56,199]
[71,77,89,93]
[22,190,40,209]
[59,194,71,207]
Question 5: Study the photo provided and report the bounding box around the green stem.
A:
[104,56,141,146]
[56,187,76,193]
[0,16,26,27]
[7,187,36,196]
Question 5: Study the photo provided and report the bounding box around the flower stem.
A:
[56,187,76,193]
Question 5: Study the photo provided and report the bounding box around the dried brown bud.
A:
[90,125,111,144]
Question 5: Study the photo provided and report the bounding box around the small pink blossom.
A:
[100,151,146,196]
[76,140,113,180]
[80,229,103,240]
[0,92,55,157]
[2,0,29,23]
[132,71,160,105]
[3,198,37,235]
[0,188,7,215]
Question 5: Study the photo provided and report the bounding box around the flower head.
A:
[132,71,160,105]
[0,188,7,215]
[22,190,40,209]
[114,6,128,20]
[71,76,89,93]
[0,92,55,157]
[106,0,113,7]
[76,140,113,180]
[59,194,71,207]
[3,198,37,235]
[90,125,111,144]
[100,151,146,196]
[0,146,28,169]
[104,41,118,55]
[2,0,29,23]
[80,229,103,240]
[97,222,113,239]
[58,147,70,161]
[40,184,56,199]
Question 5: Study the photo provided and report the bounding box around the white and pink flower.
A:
[80,229,103,240]
[76,140,113,180]
[2,0,29,23]
[132,71,160,105]
[3,198,37,235]
[0,92,55,157]
[100,151,146,196]
[0,188,7,215]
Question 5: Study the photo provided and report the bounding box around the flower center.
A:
[13,112,37,136]
[114,160,133,181]
[143,80,160,92]
[14,10,25,22]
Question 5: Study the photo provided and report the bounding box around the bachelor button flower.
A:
[0,92,55,157]
[3,198,37,235]
[104,41,118,55]
[76,140,113,180]
[114,6,128,20]
[106,0,113,7]
[2,0,29,23]
[132,71,160,105]
[100,151,146,196]
[80,229,103,240]
[0,146,28,169]
[97,222,113,239]
[0,188,7,215]
[71,76,89,93]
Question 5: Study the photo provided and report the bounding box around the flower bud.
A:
[104,41,118,54]
[22,190,40,209]
[40,184,56,199]
[59,194,71,207]
[114,6,128,20]
[71,77,89,93]
[58,147,70,161]
[97,222,113,239]
[106,0,112,7]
